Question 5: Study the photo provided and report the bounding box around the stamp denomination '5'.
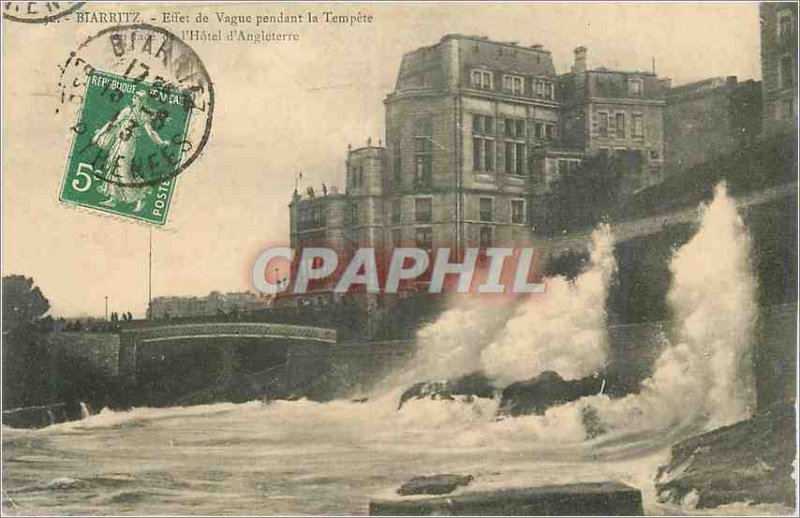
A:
[59,70,193,225]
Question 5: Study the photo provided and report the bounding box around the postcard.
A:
[2,2,797,516]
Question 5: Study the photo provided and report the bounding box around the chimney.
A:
[572,46,587,74]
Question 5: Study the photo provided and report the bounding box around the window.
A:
[780,55,794,89]
[415,197,432,223]
[533,79,554,100]
[503,74,524,94]
[615,113,626,138]
[479,197,493,222]
[473,114,494,135]
[544,124,555,141]
[298,208,309,230]
[534,122,544,140]
[350,165,364,188]
[414,118,433,188]
[350,202,359,225]
[598,113,609,138]
[472,138,495,173]
[558,159,568,177]
[557,159,581,177]
[779,10,796,43]
[473,114,495,173]
[415,227,433,251]
[315,207,326,227]
[511,199,525,224]
[471,69,493,89]
[479,226,493,248]
[503,118,526,176]
[628,78,643,96]
[392,141,401,182]
[632,114,644,138]
[505,142,526,175]
[391,199,401,224]
[504,118,526,138]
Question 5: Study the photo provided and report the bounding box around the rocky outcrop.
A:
[1,403,72,428]
[397,372,496,409]
[655,403,796,509]
[370,481,644,516]
[397,474,474,496]
[496,371,612,417]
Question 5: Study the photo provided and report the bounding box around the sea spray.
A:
[663,182,756,426]
[387,296,515,386]
[480,224,616,384]
[583,182,757,435]
[394,182,756,445]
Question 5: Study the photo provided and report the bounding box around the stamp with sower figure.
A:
[60,71,193,225]
[57,24,214,225]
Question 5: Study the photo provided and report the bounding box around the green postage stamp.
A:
[59,70,194,225]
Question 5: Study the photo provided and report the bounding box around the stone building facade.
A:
[286,34,759,303]
[558,47,669,189]
[384,35,565,254]
[760,2,797,136]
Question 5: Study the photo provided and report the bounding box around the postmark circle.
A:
[58,23,214,188]
[3,2,84,24]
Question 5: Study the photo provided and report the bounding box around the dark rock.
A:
[371,481,643,516]
[397,474,474,496]
[1,403,70,429]
[655,403,796,509]
[497,371,610,417]
[398,372,496,410]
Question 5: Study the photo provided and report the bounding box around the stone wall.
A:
[286,340,415,400]
[46,332,120,378]
[664,77,761,177]
[755,303,797,411]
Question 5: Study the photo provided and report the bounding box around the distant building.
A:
[558,47,669,188]
[760,2,797,136]
[664,76,762,176]
[149,291,272,319]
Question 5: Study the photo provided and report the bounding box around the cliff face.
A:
[655,403,796,510]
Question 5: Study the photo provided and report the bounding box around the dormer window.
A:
[628,77,643,96]
[534,79,554,100]
[502,74,524,94]
[471,69,493,90]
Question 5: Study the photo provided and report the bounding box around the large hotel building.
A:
[288,35,668,300]
[285,28,793,305]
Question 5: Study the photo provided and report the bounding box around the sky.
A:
[3,2,762,318]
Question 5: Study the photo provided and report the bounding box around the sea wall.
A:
[754,303,797,411]
[287,340,415,400]
[46,332,120,378]
[39,302,795,411]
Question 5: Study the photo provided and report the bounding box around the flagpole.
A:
[148,226,153,319]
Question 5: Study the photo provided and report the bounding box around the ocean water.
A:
[2,184,790,515]
[1,396,790,516]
